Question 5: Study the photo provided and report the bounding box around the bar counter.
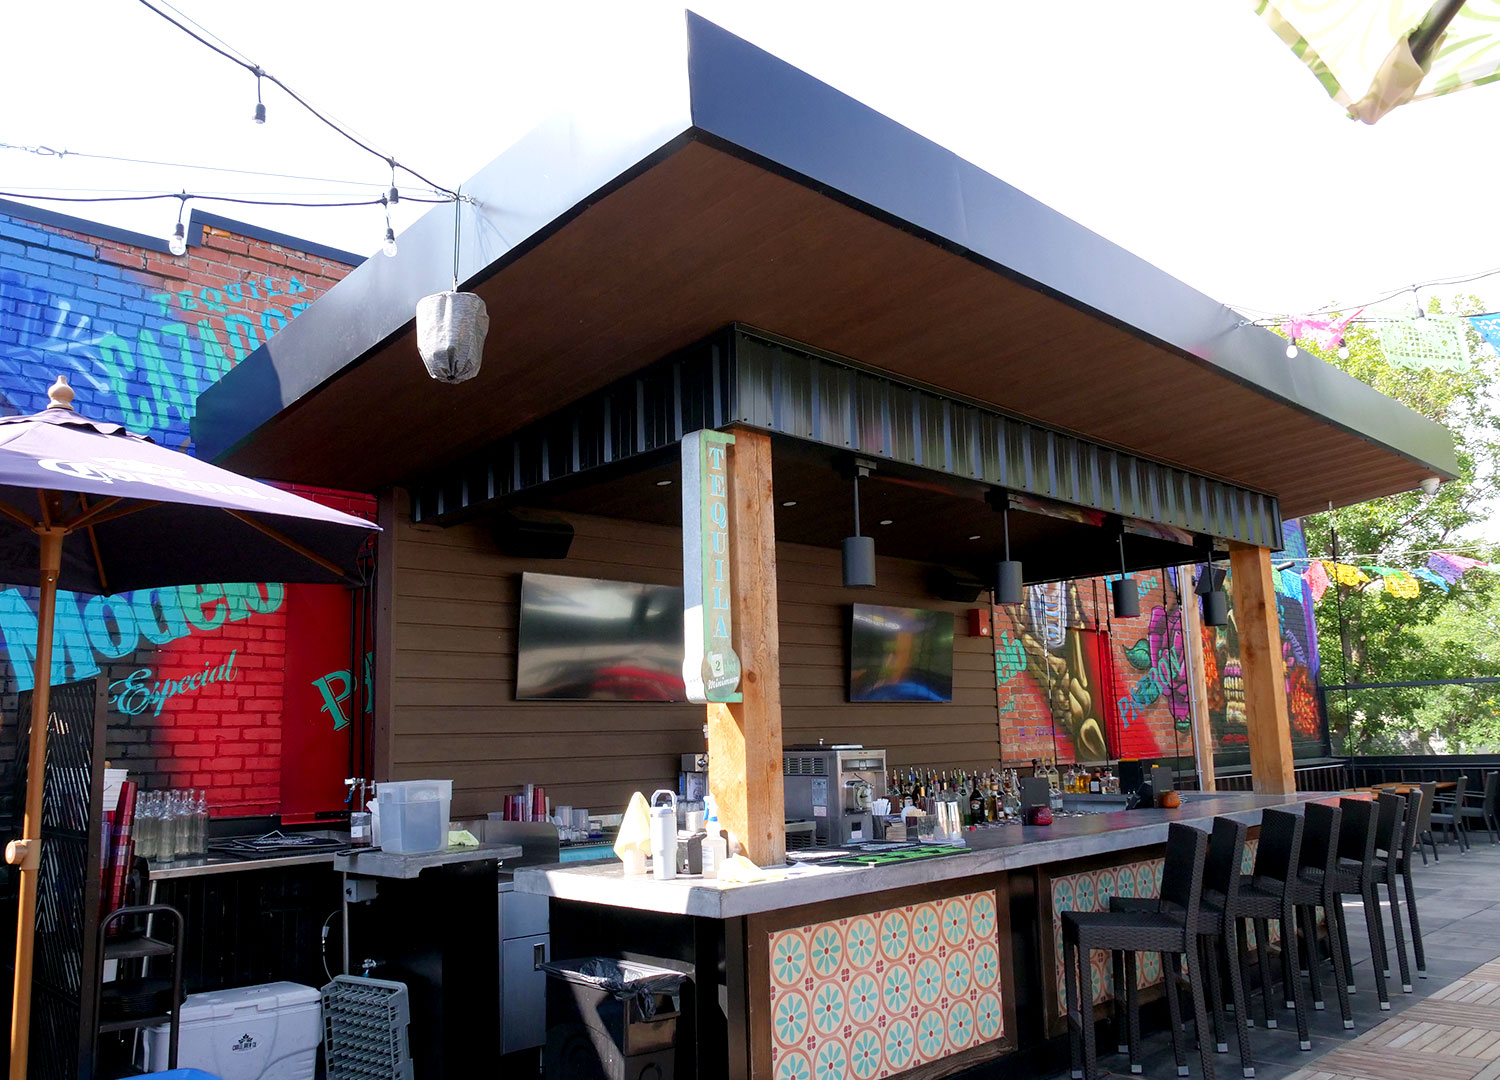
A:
[519,791,1338,1080]
[513,791,1325,918]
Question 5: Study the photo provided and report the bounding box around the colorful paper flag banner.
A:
[1472,314,1500,356]
[1377,317,1471,371]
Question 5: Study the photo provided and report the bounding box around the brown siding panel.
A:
[390,493,999,817]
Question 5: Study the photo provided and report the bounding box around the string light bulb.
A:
[1337,338,1350,360]
[167,194,188,256]
[253,69,266,124]
[1285,336,1298,359]
[382,198,397,258]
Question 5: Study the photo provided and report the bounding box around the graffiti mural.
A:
[0,207,363,816]
[1204,521,1326,763]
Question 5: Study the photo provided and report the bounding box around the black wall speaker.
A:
[492,511,574,559]
[931,567,985,603]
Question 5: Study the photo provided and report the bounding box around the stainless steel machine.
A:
[783,745,888,847]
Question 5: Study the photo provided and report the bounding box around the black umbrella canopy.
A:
[0,379,378,593]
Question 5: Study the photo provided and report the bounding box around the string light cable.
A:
[0,141,448,196]
[133,0,457,199]
[1231,263,1500,327]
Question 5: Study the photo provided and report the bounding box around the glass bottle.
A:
[135,791,156,860]
[1089,768,1102,795]
[193,790,209,855]
[174,790,194,857]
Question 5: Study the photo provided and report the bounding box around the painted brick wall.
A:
[0,203,363,817]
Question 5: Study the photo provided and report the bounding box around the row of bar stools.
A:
[1288,801,1353,1028]
[1062,822,1217,1080]
[1235,808,1311,1054]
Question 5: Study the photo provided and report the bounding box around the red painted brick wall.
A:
[0,202,367,817]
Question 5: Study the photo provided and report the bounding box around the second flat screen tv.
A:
[516,572,686,701]
[849,604,955,702]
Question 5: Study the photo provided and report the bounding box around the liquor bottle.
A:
[969,774,984,825]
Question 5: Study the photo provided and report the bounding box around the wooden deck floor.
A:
[1288,960,1500,1080]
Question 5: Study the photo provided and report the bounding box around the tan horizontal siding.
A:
[389,497,999,818]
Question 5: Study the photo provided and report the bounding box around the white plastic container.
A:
[377,779,453,853]
[144,981,320,1080]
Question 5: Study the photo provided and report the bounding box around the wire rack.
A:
[321,976,414,1080]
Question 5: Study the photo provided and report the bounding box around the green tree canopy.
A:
[1295,301,1500,753]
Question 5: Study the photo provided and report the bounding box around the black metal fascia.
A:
[409,327,1282,548]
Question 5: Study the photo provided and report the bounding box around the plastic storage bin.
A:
[376,780,452,854]
[144,982,320,1080]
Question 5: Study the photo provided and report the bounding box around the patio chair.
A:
[1289,803,1353,1029]
[1233,808,1312,1053]
[1329,798,1394,1010]
[1431,776,1471,851]
[1413,781,1440,864]
[1456,771,1500,844]
[1367,792,1413,994]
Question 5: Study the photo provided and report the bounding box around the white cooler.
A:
[144,981,320,1080]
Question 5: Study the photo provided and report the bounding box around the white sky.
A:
[2,1,1499,320]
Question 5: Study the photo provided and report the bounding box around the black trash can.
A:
[541,957,686,1080]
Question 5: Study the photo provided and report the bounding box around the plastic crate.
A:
[321,976,414,1080]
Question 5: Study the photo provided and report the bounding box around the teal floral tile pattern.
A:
[768,889,1002,1077]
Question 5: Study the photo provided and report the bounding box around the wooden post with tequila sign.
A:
[683,429,785,866]
[682,430,743,703]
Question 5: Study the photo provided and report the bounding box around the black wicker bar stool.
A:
[1287,802,1354,1030]
[1110,818,1253,1077]
[1062,822,1216,1080]
[1368,792,1414,994]
[1458,772,1500,844]
[1413,780,1440,864]
[1232,808,1311,1053]
[1393,786,1427,978]
[1329,797,1393,1010]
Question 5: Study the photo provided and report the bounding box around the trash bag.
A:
[541,958,686,1019]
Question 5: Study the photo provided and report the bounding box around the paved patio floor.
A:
[1013,825,1500,1080]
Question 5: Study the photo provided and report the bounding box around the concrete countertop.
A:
[333,842,523,880]
[512,792,1337,919]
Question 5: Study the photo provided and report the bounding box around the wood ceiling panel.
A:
[228,141,1434,516]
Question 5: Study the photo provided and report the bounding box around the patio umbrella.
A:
[0,376,378,1077]
[1255,0,1500,122]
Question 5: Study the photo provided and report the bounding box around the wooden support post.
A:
[1177,565,1217,792]
[706,430,786,866]
[1228,542,1296,795]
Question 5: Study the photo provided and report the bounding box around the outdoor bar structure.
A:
[190,16,1459,1080]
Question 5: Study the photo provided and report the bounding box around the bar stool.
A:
[1111,818,1253,1077]
[1062,822,1216,1080]
[1287,802,1354,1030]
[1232,808,1311,1053]
[1393,786,1427,979]
[1330,798,1392,1010]
[1413,780,1440,864]
[1458,772,1500,844]
[1368,792,1413,994]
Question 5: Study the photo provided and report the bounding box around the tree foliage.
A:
[1295,300,1500,754]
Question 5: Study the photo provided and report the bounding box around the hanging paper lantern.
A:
[416,290,490,383]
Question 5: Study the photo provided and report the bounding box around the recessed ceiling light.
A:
[781,500,798,507]
[655,480,673,487]
[879,519,893,526]
[968,534,981,540]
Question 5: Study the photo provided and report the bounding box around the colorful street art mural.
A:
[995,521,1326,768]
[0,204,369,817]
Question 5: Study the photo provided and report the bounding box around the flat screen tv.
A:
[849,604,954,702]
[516,572,686,701]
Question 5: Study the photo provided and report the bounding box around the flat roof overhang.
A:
[193,14,1457,521]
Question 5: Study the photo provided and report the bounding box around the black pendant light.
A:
[1197,561,1229,626]
[842,464,876,589]
[993,500,1023,605]
[1112,531,1139,618]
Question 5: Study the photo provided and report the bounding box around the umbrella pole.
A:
[6,528,64,1080]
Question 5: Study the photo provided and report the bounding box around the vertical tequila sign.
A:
[682,430,743,703]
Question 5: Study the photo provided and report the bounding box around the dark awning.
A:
[193,14,1457,521]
